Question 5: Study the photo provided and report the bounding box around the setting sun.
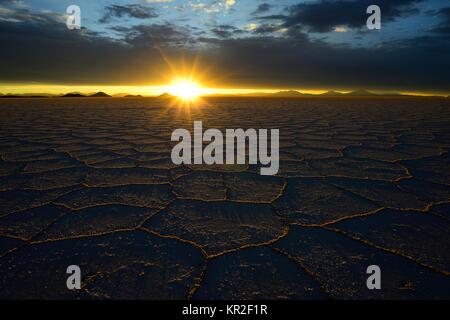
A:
[167,79,202,100]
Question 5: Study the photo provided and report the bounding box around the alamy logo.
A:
[171,121,279,175]
[66,265,81,290]
[66,5,81,30]
[366,265,381,290]
[367,5,381,30]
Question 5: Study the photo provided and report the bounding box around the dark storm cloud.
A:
[0,8,175,84]
[112,23,193,47]
[0,3,449,92]
[211,25,243,38]
[429,7,450,34]
[252,3,272,15]
[253,14,287,21]
[201,33,450,91]
[0,6,63,24]
[284,0,423,32]
[99,4,158,23]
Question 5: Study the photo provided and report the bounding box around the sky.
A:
[0,0,449,95]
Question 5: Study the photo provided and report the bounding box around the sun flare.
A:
[167,79,202,101]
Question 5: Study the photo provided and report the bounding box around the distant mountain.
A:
[157,93,175,99]
[124,94,143,98]
[321,90,344,96]
[62,93,86,97]
[1,94,48,98]
[112,93,129,98]
[272,90,309,97]
[90,92,111,97]
[344,89,377,96]
[62,91,111,97]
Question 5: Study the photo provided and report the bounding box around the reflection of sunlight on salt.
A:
[150,95,208,124]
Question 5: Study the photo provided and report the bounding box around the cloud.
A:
[0,6,65,24]
[99,4,158,23]
[0,7,173,84]
[334,26,348,33]
[211,24,243,38]
[0,0,24,5]
[429,7,450,34]
[283,0,423,33]
[190,0,236,14]
[0,2,449,92]
[247,23,283,34]
[244,23,259,31]
[253,14,287,21]
[198,32,450,91]
[225,0,236,10]
[112,23,193,47]
[251,3,272,16]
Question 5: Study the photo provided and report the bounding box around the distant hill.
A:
[0,95,21,98]
[90,92,111,97]
[321,90,344,96]
[112,93,129,98]
[344,89,377,96]
[0,94,48,98]
[157,93,175,99]
[62,93,86,97]
[272,90,309,97]
[124,94,143,98]
[208,90,442,98]
[61,92,111,97]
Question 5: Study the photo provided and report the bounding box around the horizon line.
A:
[1,85,449,98]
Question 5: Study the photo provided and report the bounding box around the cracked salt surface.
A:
[0,97,449,299]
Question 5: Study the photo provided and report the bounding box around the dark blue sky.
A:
[0,0,449,93]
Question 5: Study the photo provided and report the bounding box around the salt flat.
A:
[0,97,449,299]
